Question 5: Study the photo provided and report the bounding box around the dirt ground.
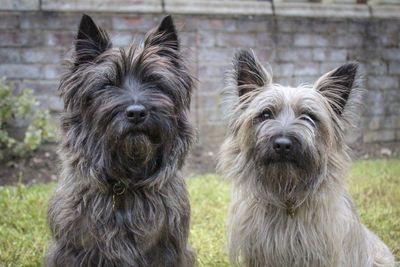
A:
[0,144,59,186]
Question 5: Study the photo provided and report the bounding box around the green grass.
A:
[0,159,399,266]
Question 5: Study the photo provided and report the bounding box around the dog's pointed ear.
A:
[144,15,179,52]
[314,62,359,116]
[233,49,271,98]
[75,14,112,65]
[221,50,271,119]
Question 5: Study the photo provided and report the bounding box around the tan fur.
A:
[219,50,395,267]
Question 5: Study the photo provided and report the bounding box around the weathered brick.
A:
[112,16,155,31]
[276,48,313,62]
[198,31,216,48]
[382,115,398,129]
[22,80,58,95]
[198,64,227,79]
[0,0,39,10]
[0,32,42,46]
[0,64,42,79]
[179,32,197,47]
[277,18,312,33]
[320,62,342,73]
[0,14,19,29]
[332,34,363,48]
[0,48,20,62]
[380,130,396,141]
[364,94,385,116]
[255,33,275,48]
[385,90,400,104]
[347,21,366,34]
[368,76,399,90]
[43,64,63,80]
[387,102,400,115]
[382,49,400,61]
[373,35,398,48]
[198,93,220,110]
[256,48,276,62]
[275,33,293,47]
[272,63,294,77]
[365,90,379,104]
[21,48,63,63]
[388,62,400,75]
[366,60,387,75]
[294,34,329,47]
[110,31,135,47]
[236,19,269,33]
[36,95,63,111]
[312,48,347,62]
[174,16,198,32]
[198,47,235,63]
[363,131,379,143]
[216,32,255,48]
[20,14,81,30]
[363,130,396,143]
[199,108,223,124]
[197,18,236,32]
[44,31,75,47]
[346,127,362,144]
[0,13,398,159]
[292,75,319,85]
[367,117,381,130]
[312,20,347,34]
[197,78,224,95]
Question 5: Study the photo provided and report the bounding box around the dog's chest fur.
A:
[49,176,191,267]
[228,192,371,267]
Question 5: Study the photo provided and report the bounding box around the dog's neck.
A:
[251,169,344,219]
[285,198,297,217]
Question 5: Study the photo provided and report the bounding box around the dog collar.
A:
[286,199,296,218]
[112,181,126,211]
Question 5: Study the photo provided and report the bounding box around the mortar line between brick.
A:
[271,0,277,16]
[161,0,166,13]
[367,4,373,17]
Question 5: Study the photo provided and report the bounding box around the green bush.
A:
[0,78,57,159]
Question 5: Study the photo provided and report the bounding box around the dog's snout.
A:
[273,136,293,154]
[125,104,148,124]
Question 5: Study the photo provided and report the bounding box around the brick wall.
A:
[1,3,399,173]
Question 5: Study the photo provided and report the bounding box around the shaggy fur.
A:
[46,14,195,267]
[218,49,395,267]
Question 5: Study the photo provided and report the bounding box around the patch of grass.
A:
[189,175,230,267]
[0,159,398,266]
[0,183,55,267]
[349,159,400,258]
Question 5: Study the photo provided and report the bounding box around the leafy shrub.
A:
[0,78,57,159]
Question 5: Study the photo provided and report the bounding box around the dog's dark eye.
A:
[259,109,273,121]
[300,113,317,126]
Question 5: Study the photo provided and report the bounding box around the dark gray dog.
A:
[219,50,394,267]
[46,14,195,267]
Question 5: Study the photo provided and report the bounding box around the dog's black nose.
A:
[273,136,292,154]
[125,104,147,124]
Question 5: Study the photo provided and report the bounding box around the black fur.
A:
[46,14,195,267]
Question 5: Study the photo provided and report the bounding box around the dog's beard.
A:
[122,133,157,166]
[254,144,323,203]
[100,127,163,182]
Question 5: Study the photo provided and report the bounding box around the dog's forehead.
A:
[248,84,326,114]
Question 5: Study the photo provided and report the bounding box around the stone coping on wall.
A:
[0,0,399,18]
